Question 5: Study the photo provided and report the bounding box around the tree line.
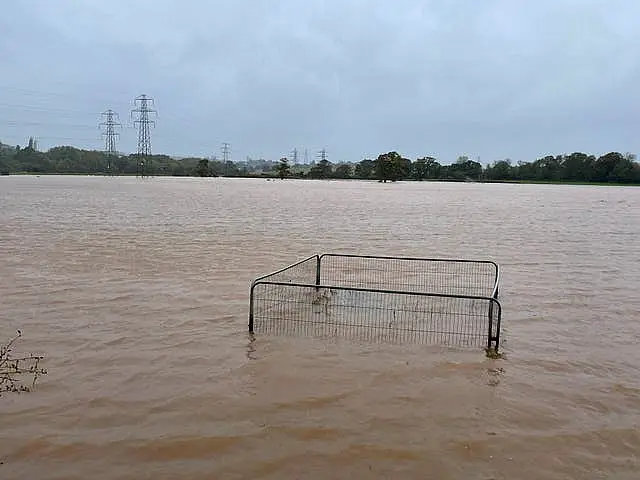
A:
[0,140,249,177]
[1,138,639,184]
[273,150,639,184]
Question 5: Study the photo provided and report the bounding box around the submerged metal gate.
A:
[248,254,501,351]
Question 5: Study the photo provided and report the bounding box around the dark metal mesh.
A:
[251,283,500,348]
[319,255,497,297]
[255,255,317,284]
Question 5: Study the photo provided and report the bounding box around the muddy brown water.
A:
[0,176,639,479]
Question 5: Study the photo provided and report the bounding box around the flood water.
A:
[1,175,639,479]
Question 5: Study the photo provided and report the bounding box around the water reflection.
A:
[246,332,257,360]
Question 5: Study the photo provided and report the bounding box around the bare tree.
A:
[1,331,47,395]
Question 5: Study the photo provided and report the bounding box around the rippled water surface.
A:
[1,176,639,479]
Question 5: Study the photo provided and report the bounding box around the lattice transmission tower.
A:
[99,109,121,175]
[221,142,231,163]
[131,94,157,177]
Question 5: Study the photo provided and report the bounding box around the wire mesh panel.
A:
[254,255,318,285]
[318,254,498,298]
[250,282,500,349]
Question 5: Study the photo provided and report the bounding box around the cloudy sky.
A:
[1,0,638,164]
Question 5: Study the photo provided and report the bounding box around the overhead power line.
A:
[0,120,98,129]
[0,102,97,116]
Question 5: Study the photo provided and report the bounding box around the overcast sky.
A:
[1,0,638,164]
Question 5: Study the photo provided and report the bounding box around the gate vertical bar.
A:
[487,299,494,350]
[493,302,501,350]
[248,283,255,333]
[316,255,321,287]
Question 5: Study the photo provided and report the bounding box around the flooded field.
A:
[1,175,639,479]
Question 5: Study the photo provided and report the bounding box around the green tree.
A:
[223,161,240,177]
[13,146,51,173]
[412,156,440,180]
[333,163,352,179]
[537,155,563,181]
[395,156,412,179]
[207,160,224,176]
[605,152,638,183]
[447,156,482,180]
[195,159,210,177]
[171,162,187,176]
[374,153,394,182]
[354,159,375,179]
[562,152,594,181]
[486,159,514,180]
[276,157,291,179]
[308,159,332,179]
[374,151,409,182]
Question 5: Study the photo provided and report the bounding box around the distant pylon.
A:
[131,94,157,178]
[221,142,231,163]
[99,109,121,175]
[317,148,327,163]
[291,148,298,164]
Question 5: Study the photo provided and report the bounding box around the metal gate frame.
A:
[248,253,501,350]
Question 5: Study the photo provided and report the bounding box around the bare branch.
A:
[1,331,47,396]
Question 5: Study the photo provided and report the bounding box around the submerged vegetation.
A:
[485,346,504,359]
[1,138,639,185]
[1,330,47,395]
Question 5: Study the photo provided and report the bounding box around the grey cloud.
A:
[1,0,638,163]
